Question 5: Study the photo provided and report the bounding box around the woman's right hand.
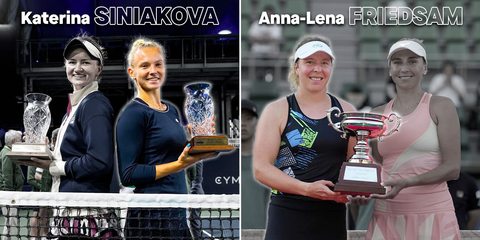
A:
[177,143,217,167]
[305,180,349,203]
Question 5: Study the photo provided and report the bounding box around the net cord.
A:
[0,191,239,209]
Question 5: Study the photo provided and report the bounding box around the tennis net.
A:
[0,191,239,240]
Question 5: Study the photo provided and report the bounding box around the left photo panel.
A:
[0,0,239,239]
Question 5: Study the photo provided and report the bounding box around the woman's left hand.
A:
[347,195,372,205]
[178,144,217,167]
[18,157,53,170]
[370,178,408,199]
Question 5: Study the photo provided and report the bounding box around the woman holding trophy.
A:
[20,33,120,238]
[115,38,216,239]
[354,38,461,239]
[253,35,357,239]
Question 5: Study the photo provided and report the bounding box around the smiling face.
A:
[294,51,333,93]
[65,48,102,91]
[128,46,165,93]
[389,49,427,90]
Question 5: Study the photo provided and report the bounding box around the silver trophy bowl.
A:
[327,107,401,164]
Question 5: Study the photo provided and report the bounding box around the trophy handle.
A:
[326,107,347,139]
[378,112,401,141]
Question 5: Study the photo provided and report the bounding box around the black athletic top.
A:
[265,94,350,240]
[272,93,349,203]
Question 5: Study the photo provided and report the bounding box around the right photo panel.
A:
[241,0,479,239]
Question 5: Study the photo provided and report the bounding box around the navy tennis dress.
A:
[116,98,191,239]
[265,94,349,240]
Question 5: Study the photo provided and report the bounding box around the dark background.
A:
[0,0,240,194]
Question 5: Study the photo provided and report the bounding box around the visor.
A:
[294,41,335,64]
[387,40,427,64]
[63,38,103,65]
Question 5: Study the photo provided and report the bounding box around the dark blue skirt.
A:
[125,208,192,240]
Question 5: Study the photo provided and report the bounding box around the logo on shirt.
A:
[456,190,464,198]
[69,116,75,125]
[176,118,179,123]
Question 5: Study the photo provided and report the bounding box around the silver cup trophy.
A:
[184,82,234,154]
[7,93,52,162]
[326,107,401,196]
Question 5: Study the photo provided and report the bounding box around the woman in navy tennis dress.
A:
[116,38,215,239]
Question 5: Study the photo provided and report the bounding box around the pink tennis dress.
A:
[366,93,460,240]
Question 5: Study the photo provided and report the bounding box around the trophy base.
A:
[188,135,235,154]
[334,162,385,197]
[334,183,386,197]
[6,143,52,164]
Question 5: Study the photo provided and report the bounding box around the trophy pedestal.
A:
[334,162,385,197]
[6,143,51,164]
[188,135,235,154]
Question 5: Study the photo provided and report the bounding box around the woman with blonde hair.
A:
[254,35,356,239]
[116,38,215,239]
